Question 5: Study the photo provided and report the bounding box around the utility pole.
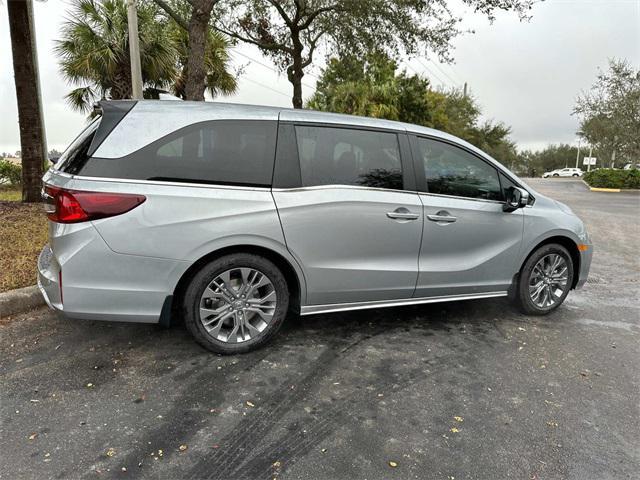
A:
[610,135,617,168]
[463,82,468,98]
[575,139,581,168]
[126,0,143,99]
[587,146,593,172]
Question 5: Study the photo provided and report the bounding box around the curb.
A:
[589,187,621,192]
[0,285,45,319]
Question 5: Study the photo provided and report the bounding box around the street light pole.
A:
[126,0,143,100]
[575,139,581,168]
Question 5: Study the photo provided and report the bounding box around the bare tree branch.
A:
[153,0,188,30]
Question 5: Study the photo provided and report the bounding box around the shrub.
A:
[583,168,640,189]
[0,159,22,185]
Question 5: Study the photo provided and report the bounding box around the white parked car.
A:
[542,168,583,178]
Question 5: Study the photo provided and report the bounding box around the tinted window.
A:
[295,126,402,190]
[76,120,277,187]
[416,137,501,201]
[57,119,100,174]
[499,172,517,201]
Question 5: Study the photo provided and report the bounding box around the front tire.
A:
[183,253,289,354]
[515,244,574,315]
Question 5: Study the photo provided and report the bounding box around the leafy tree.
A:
[48,149,63,160]
[56,0,177,112]
[308,51,518,168]
[161,1,237,99]
[7,0,46,202]
[215,0,536,109]
[515,144,580,177]
[573,59,640,167]
[153,0,239,100]
[56,0,236,112]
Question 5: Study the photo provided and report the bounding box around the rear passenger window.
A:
[295,126,403,190]
[76,121,277,187]
[416,137,502,201]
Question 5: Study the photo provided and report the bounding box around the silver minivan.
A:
[38,101,592,354]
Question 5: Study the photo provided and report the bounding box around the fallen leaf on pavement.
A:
[450,427,460,433]
[454,416,463,422]
[179,445,187,452]
[28,433,37,440]
[106,448,116,457]
[388,461,398,467]
[246,401,255,407]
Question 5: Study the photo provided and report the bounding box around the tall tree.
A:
[573,59,640,167]
[56,0,236,112]
[7,0,47,203]
[215,0,536,109]
[308,51,518,167]
[153,0,224,100]
[56,0,178,113]
[163,1,237,99]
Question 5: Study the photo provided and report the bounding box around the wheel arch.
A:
[171,244,304,320]
[518,235,581,290]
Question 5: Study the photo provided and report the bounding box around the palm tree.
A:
[7,0,46,202]
[57,0,238,113]
[56,0,178,113]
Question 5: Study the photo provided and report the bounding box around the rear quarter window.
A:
[75,120,277,187]
[57,119,100,174]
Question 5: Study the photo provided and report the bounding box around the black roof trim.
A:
[87,100,137,157]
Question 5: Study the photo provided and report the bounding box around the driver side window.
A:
[416,137,502,201]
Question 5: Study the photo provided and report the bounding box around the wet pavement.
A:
[1,178,638,479]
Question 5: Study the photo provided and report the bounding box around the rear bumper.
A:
[37,223,190,324]
[37,245,63,311]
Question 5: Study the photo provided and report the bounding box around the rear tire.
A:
[515,244,574,315]
[183,253,289,354]
[572,173,579,177]
[553,174,559,177]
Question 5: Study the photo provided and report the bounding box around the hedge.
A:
[583,168,640,189]
[0,159,22,185]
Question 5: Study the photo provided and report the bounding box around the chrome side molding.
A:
[300,291,508,316]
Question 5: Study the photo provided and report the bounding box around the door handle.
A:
[387,207,419,220]
[427,211,457,223]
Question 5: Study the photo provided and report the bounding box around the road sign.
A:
[583,157,597,166]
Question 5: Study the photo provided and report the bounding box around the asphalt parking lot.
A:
[1,178,639,480]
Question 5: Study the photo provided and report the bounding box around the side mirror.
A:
[503,186,529,212]
[50,156,60,164]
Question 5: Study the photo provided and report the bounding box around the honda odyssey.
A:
[38,101,592,354]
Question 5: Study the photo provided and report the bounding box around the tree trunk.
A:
[184,8,211,101]
[287,36,304,109]
[7,0,46,203]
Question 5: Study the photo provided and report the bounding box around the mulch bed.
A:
[0,200,48,292]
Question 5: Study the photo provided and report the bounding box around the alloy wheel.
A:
[199,267,277,343]
[528,254,569,308]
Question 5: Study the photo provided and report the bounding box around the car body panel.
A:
[415,193,524,297]
[273,186,423,304]
[38,101,592,325]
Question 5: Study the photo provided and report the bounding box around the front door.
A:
[410,136,524,297]
[273,124,423,305]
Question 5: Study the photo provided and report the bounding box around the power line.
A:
[426,59,462,88]
[231,49,319,88]
[241,76,292,100]
[413,58,451,89]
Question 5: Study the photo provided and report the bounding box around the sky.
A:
[1,0,639,154]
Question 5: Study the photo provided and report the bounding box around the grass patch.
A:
[0,185,22,202]
[0,196,48,292]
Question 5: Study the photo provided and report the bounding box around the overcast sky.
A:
[1,0,638,154]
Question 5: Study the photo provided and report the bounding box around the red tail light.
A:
[43,186,146,224]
